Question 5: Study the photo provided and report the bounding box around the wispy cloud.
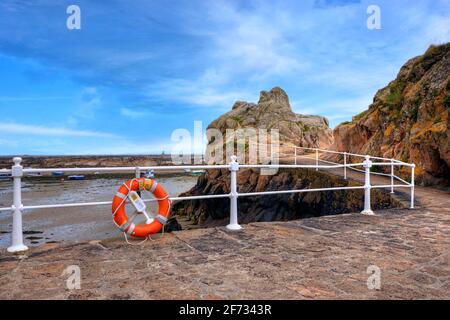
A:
[314,0,361,8]
[207,1,307,79]
[146,76,256,109]
[74,139,175,155]
[120,107,148,119]
[66,87,103,127]
[0,123,119,138]
[291,94,374,126]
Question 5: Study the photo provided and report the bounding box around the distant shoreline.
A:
[0,154,204,169]
[0,154,204,159]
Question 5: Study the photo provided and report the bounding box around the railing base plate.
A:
[226,224,242,231]
[7,244,29,253]
[360,209,374,215]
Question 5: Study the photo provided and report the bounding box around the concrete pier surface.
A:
[1,182,449,299]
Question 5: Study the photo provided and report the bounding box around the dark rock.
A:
[171,168,400,227]
[163,217,182,232]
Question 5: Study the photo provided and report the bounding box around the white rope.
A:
[111,179,137,228]
[123,231,148,245]
[112,179,136,217]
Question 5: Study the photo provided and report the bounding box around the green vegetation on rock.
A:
[385,81,405,107]
[352,109,368,121]
[445,96,450,109]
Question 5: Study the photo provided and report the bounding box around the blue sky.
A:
[0,0,449,155]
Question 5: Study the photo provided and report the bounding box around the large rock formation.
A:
[169,87,397,229]
[332,43,450,185]
[206,87,333,163]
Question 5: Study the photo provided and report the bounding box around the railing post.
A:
[315,148,319,171]
[390,159,394,194]
[7,157,28,253]
[135,167,141,179]
[361,155,374,215]
[343,152,347,179]
[294,147,297,165]
[410,164,415,209]
[227,155,242,231]
[135,167,142,196]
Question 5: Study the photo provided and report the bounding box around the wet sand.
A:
[0,174,198,247]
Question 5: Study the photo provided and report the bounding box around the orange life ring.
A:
[111,178,170,238]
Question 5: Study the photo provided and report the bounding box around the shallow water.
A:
[0,174,198,247]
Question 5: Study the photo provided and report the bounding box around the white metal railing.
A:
[294,147,414,183]
[293,146,415,210]
[1,148,415,253]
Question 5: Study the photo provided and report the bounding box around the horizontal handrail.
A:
[371,184,413,190]
[20,164,229,173]
[239,163,363,169]
[393,174,411,186]
[294,146,411,166]
[238,185,365,197]
[0,163,369,173]
[0,193,231,212]
[293,154,410,183]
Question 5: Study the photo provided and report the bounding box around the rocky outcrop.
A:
[206,87,333,163]
[332,43,450,185]
[171,168,399,227]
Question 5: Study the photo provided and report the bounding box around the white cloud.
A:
[0,123,119,138]
[212,10,304,77]
[0,130,206,156]
[144,2,310,109]
[292,95,374,127]
[74,140,175,155]
[422,15,450,45]
[120,107,148,119]
[146,75,257,109]
[204,1,308,81]
[66,86,103,127]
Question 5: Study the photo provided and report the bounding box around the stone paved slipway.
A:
[0,160,449,299]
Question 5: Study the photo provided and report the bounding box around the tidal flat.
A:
[0,173,198,247]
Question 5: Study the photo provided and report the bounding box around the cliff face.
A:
[332,44,450,185]
[171,168,399,227]
[206,87,333,162]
